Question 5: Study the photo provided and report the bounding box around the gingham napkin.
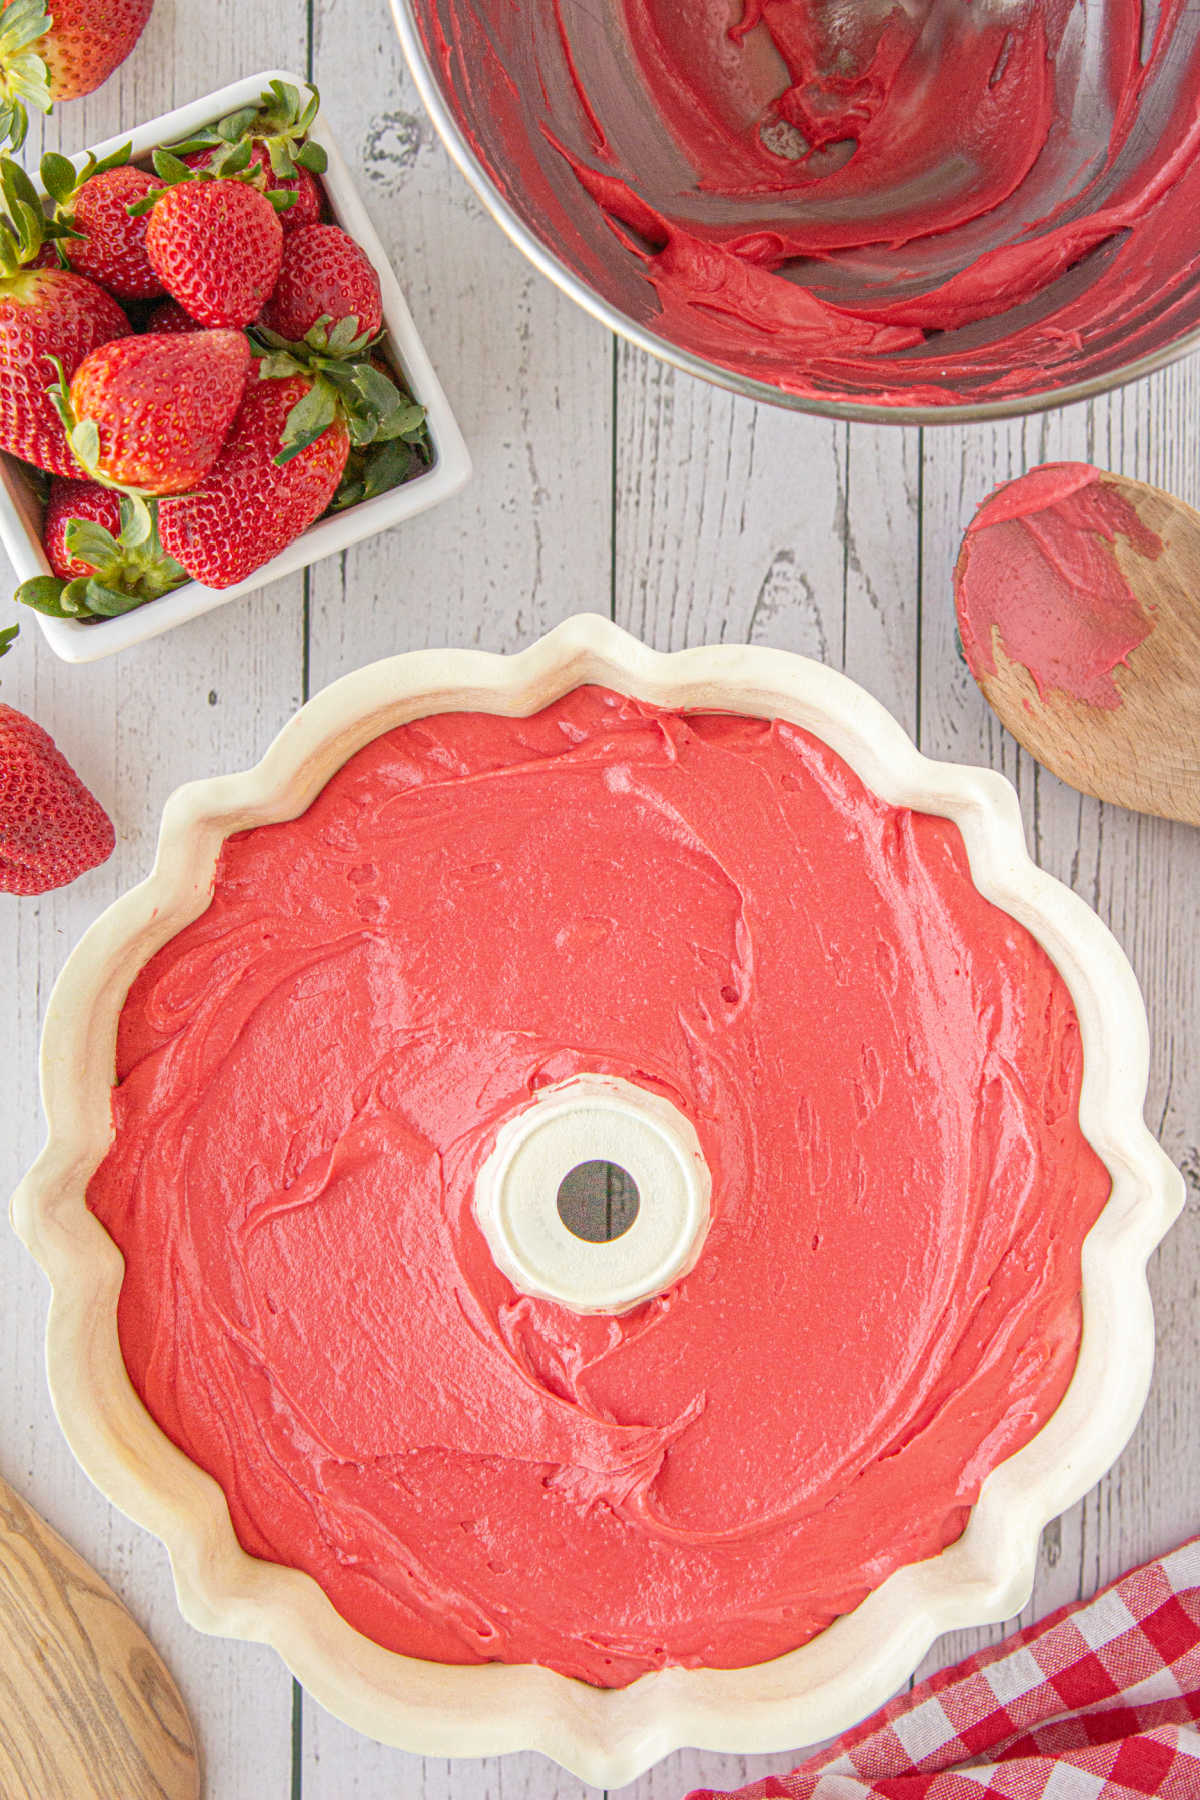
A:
[688,1540,1200,1800]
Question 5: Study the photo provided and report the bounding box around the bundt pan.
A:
[11,617,1184,1786]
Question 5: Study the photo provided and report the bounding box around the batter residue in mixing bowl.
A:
[89,688,1111,1686]
[433,0,1200,403]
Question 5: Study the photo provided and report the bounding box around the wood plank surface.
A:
[0,2,1196,1794]
[0,1473,199,1800]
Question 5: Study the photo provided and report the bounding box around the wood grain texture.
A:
[0,5,1196,1795]
[958,471,1200,825]
[0,1473,198,1800]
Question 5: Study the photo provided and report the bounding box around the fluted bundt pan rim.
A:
[11,615,1185,1786]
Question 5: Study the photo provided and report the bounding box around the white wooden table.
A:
[1,6,1198,1796]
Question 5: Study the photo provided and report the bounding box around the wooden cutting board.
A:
[0,1472,200,1799]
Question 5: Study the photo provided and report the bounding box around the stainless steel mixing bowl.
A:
[391,0,1200,424]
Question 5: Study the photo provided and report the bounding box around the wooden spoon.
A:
[0,1471,200,1799]
[953,462,1200,826]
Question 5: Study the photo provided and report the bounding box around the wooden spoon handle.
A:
[0,1473,200,1800]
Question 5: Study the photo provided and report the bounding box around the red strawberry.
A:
[0,267,131,475]
[59,164,163,300]
[66,328,250,494]
[42,476,121,577]
[184,143,321,233]
[0,701,115,894]
[142,296,199,334]
[0,153,132,474]
[260,224,382,344]
[159,374,348,588]
[0,0,154,149]
[145,180,283,328]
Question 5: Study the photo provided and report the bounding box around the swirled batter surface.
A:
[421,0,1200,404]
[89,688,1111,1685]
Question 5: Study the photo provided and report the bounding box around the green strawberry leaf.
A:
[265,188,298,213]
[295,140,327,174]
[92,143,135,178]
[301,315,334,352]
[63,518,123,567]
[373,401,428,443]
[14,575,72,617]
[45,355,74,430]
[69,418,101,474]
[265,138,296,179]
[221,136,253,176]
[0,620,18,655]
[264,81,302,126]
[217,105,259,141]
[0,155,44,256]
[0,221,21,278]
[3,51,52,127]
[252,325,295,353]
[39,151,77,206]
[79,578,154,617]
[325,315,366,358]
[254,350,305,379]
[327,438,420,513]
[0,0,50,55]
[345,411,377,450]
[161,129,220,156]
[351,361,404,416]
[151,148,193,185]
[276,377,339,463]
[120,492,154,548]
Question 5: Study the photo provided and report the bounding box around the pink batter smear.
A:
[421,0,1200,404]
[88,689,1111,1686]
[956,462,1163,710]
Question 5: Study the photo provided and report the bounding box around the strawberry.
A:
[40,153,163,300]
[166,78,327,233]
[143,177,283,329]
[60,328,250,495]
[0,658,115,892]
[17,481,186,621]
[0,157,131,476]
[0,0,154,150]
[142,296,198,334]
[250,326,429,488]
[159,373,348,588]
[185,143,321,233]
[42,474,121,576]
[260,224,382,345]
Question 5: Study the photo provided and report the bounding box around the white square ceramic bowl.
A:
[0,69,472,663]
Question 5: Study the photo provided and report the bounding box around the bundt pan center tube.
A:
[11,617,1185,1785]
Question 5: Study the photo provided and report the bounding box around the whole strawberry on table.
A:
[0,623,114,893]
[0,79,430,625]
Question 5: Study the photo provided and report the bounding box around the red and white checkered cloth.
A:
[688,1541,1200,1800]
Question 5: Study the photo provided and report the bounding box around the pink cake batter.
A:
[955,462,1163,709]
[88,688,1112,1686]
[421,0,1200,404]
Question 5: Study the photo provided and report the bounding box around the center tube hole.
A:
[556,1160,641,1244]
